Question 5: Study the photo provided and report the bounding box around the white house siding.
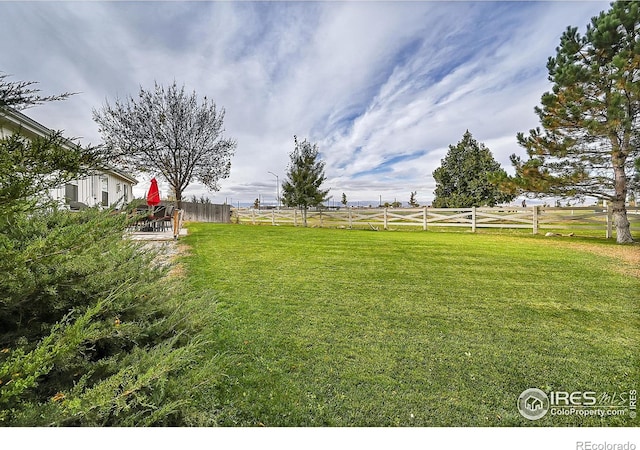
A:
[48,172,134,209]
[0,108,136,208]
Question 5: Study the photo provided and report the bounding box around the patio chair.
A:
[150,205,178,231]
[132,206,152,231]
[163,205,175,231]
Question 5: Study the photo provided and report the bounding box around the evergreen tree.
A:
[0,132,102,217]
[0,75,212,425]
[281,136,329,226]
[432,131,514,208]
[0,75,103,217]
[0,72,73,110]
[341,192,348,208]
[501,1,640,243]
[409,191,420,207]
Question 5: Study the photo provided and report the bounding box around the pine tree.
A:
[0,73,73,109]
[432,131,514,208]
[408,191,420,207]
[281,136,330,226]
[502,1,640,243]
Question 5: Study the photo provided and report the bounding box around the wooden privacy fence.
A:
[162,201,231,223]
[233,206,640,238]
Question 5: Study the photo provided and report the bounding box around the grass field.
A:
[181,224,639,426]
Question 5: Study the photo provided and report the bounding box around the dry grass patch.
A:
[138,240,190,278]
[538,237,640,278]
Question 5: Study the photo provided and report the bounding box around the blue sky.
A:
[0,1,611,206]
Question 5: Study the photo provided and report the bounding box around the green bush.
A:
[0,208,215,426]
[0,78,223,425]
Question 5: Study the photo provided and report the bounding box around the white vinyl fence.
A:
[233,206,640,238]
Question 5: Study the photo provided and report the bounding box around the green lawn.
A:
[181,224,639,426]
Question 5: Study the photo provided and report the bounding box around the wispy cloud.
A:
[0,1,610,205]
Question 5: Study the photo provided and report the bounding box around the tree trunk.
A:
[612,152,633,243]
[302,207,308,227]
[611,199,633,244]
[175,189,183,210]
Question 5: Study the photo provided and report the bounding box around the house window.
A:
[101,176,109,207]
[123,184,129,202]
[65,183,78,204]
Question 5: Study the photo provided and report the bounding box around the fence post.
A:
[349,209,353,229]
[320,210,323,228]
[532,205,539,235]
[471,207,477,232]
[172,208,180,240]
[606,205,613,239]
[423,206,427,231]
[384,208,388,230]
[294,208,298,227]
[252,208,256,225]
[272,209,275,226]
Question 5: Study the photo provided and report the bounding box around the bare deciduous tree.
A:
[93,81,236,208]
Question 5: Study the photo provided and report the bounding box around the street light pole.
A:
[268,171,280,210]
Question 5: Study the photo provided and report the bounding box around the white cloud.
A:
[0,0,611,204]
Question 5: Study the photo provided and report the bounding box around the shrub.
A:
[0,208,214,426]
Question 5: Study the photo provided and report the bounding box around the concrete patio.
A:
[127,228,188,241]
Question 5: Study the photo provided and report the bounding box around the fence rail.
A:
[233,206,640,238]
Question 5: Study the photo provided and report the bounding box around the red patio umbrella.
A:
[146,178,161,210]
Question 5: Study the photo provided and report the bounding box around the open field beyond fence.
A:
[233,206,640,239]
[181,224,639,426]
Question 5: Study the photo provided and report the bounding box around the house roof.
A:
[0,107,54,139]
[0,106,137,185]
